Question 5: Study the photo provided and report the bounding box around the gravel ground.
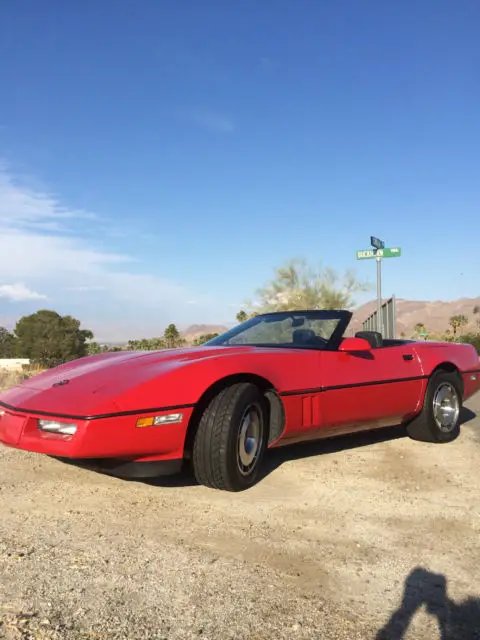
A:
[1,392,479,639]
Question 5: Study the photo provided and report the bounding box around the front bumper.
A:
[0,404,194,462]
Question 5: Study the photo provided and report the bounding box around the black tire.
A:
[192,382,268,491]
[406,370,463,443]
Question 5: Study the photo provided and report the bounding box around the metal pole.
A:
[376,255,382,335]
[392,294,396,339]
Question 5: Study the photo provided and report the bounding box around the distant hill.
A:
[181,323,229,343]
[350,296,480,337]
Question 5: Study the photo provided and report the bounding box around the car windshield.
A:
[205,310,351,350]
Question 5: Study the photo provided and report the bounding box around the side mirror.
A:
[338,337,371,352]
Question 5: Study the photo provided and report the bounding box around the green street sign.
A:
[356,247,402,260]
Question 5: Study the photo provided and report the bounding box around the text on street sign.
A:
[356,247,402,260]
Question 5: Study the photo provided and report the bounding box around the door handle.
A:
[403,354,414,361]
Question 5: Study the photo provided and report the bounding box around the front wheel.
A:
[192,382,268,491]
[406,370,462,443]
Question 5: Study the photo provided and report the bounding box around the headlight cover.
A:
[38,419,77,435]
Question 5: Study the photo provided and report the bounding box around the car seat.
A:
[292,329,317,345]
[354,331,383,348]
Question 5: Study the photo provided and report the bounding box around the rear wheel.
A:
[406,370,462,443]
[192,382,267,491]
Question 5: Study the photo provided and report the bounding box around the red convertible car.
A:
[1,310,479,491]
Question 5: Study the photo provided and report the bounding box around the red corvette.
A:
[1,310,479,491]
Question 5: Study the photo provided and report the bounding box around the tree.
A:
[163,323,185,349]
[236,309,258,321]
[127,337,165,351]
[458,332,480,354]
[249,258,369,314]
[86,342,123,355]
[448,314,468,338]
[193,333,219,346]
[236,310,248,323]
[0,327,16,358]
[414,323,428,340]
[474,305,480,331]
[86,341,103,355]
[15,310,93,368]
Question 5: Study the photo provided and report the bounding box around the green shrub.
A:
[457,333,480,354]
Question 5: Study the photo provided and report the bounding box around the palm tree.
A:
[474,305,480,332]
[448,314,468,338]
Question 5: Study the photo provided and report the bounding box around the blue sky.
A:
[0,0,479,341]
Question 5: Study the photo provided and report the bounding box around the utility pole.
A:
[370,236,384,335]
[376,251,382,335]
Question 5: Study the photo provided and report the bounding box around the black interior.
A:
[355,330,383,348]
[353,331,414,349]
[292,329,327,346]
[287,329,413,350]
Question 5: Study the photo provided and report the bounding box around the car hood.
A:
[0,346,259,417]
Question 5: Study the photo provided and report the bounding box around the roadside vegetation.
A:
[411,305,480,353]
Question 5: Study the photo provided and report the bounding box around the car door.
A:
[319,344,425,435]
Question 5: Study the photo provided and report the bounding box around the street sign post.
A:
[356,247,401,259]
[356,240,402,336]
[370,236,385,250]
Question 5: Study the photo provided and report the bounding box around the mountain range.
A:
[181,296,480,342]
[350,296,480,337]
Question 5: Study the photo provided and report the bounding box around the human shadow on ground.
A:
[376,567,480,639]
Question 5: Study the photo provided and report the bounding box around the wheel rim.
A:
[432,382,460,432]
[236,404,263,477]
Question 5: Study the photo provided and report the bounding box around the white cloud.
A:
[0,162,95,231]
[67,285,108,292]
[189,109,235,133]
[0,283,47,302]
[0,162,205,332]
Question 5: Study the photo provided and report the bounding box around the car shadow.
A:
[461,406,477,425]
[260,424,407,480]
[376,567,480,639]
[51,406,477,490]
[137,425,407,490]
[259,405,477,483]
[140,468,198,488]
[140,406,478,489]
[52,455,200,489]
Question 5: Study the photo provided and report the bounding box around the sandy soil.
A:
[1,393,479,639]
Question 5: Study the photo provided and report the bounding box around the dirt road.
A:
[1,393,479,639]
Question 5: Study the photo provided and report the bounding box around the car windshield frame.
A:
[204,310,352,351]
